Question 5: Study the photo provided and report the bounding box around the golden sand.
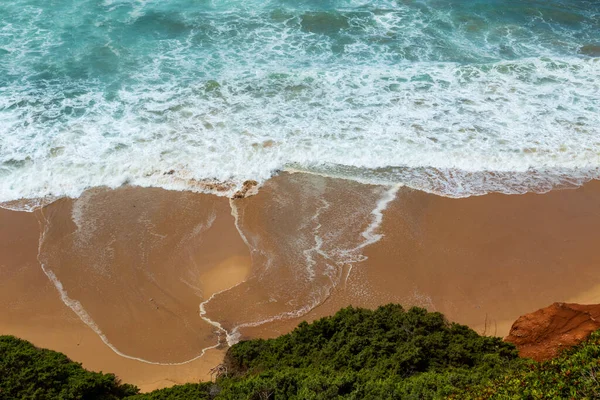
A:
[2,174,600,390]
[210,175,600,341]
[0,188,249,391]
[199,256,251,299]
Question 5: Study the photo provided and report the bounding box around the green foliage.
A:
[4,306,600,399]
[210,305,523,399]
[228,305,519,375]
[126,383,214,400]
[455,329,600,399]
[0,335,139,400]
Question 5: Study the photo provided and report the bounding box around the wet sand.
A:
[2,174,600,390]
[207,174,600,341]
[0,189,248,391]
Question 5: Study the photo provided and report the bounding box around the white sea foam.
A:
[1,58,598,202]
[229,198,253,249]
[356,185,400,250]
[302,199,331,281]
[0,197,54,212]
[199,282,247,347]
[1,0,599,202]
[225,296,327,346]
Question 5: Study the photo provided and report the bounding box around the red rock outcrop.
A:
[505,302,600,361]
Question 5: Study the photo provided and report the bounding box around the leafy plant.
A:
[0,335,138,400]
[3,305,600,400]
[455,330,600,399]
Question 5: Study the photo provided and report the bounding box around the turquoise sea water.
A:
[1,0,599,201]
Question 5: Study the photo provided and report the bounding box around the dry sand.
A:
[2,174,600,390]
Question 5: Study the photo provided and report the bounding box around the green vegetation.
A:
[126,383,214,400]
[205,305,523,399]
[2,304,600,399]
[455,329,600,399]
[0,335,138,400]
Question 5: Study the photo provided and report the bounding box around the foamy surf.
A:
[1,0,599,202]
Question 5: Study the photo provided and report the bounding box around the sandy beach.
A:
[2,173,600,390]
[2,0,599,395]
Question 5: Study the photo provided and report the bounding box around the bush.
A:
[0,335,138,400]
[126,382,213,400]
[4,305,600,399]
[209,305,523,399]
[455,329,600,399]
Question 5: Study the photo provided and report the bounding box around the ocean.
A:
[1,0,599,202]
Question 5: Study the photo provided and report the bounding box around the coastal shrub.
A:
[6,306,600,399]
[125,382,214,399]
[455,329,600,399]
[206,304,524,399]
[226,305,519,375]
[0,335,139,400]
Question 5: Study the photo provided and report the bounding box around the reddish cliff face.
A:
[505,302,600,362]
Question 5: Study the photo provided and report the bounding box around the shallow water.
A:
[1,0,599,201]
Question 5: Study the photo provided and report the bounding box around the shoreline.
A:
[2,173,600,391]
[4,165,600,214]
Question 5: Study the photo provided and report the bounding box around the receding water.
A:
[1,0,599,201]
